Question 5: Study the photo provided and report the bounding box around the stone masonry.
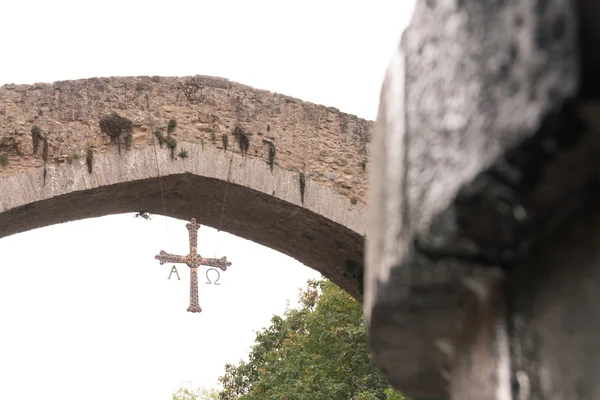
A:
[0,75,371,204]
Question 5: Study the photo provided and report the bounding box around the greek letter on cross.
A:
[168,266,180,280]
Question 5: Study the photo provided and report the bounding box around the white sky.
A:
[0,1,415,399]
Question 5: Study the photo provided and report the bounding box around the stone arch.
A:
[0,75,372,298]
[0,142,366,299]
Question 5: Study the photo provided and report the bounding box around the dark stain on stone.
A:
[498,63,511,82]
[507,80,520,97]
[302,232,315,241]
[514,14,525,28]
[345,259,365,295]
[536,0,551,15]
[552,14,567,42]
[509,43,519,63]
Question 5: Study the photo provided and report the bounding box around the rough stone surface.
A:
[365,0,581,398]
[0,75,371,203]
[402,0,578,236]
[507,188,600,399]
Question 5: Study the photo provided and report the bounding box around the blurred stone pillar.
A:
[365,0,600,399]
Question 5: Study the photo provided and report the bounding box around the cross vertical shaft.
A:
[188,268,201,313]
[187,218,198,254]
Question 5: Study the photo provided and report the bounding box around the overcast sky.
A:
[0,1,414,399]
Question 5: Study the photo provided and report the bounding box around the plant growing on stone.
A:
[0,155,8,166]
[31,125,43,154]
[210,131,216,143]
[72,153,81,160]
[265,141,276,171]
[42,138,49,163]
[233,126,250,156]
[222,134,228,152]
[0,137,22,156]
[135,82,151,92]
[340,115,349,134]
[99,112,133,155]
[86,148,93,174]
[135,211,152,220]
[167,119,177,134]
[39,137,49,187]
[165,136,177,150]
[124,133,133,151]
[178,149,188,159]
[299,172,306,204]
[351,196,358,205]
[165,136,177,160]
[153,129,165,147]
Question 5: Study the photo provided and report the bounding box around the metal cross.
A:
[154,218,231,313]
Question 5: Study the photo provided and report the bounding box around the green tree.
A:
[172,386,198,400]
[172,384,219,400]
[197,387,220,400]
[217,279,408,400]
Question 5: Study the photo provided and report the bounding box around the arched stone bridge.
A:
[0,75,371,299]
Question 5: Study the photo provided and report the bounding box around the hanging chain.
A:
[150,125,173,254]
[151,130,233,259]
[215,156,234,257]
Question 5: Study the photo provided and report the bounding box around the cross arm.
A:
[200,256,232,271]
[155,250,187,265]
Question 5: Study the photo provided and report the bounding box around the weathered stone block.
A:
[365,0,581,398]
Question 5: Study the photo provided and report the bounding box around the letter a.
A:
[168,265,181,280]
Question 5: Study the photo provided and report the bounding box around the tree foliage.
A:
[172,386,199,400]
[217,279,409,400]
[172,385,219,400]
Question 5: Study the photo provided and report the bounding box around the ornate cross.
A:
[155,218,232,313]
